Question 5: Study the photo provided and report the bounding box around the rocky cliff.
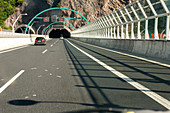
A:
[61,0,132,27]
[5,0,132,28]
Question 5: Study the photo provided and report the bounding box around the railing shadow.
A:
[63,40,158,110]
[69,40,170,87]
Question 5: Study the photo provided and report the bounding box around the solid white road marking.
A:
[66,39,170,110]
[0,46,28,54]
[42,49,48,54]
[51,44,53,47]
[72,39,170,68]
[0,70,25,93]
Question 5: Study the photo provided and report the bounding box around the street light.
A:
[12,13,27,33]
[37,24,45,34]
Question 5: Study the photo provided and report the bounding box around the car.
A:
[34,37,46,45]
[60,36,64,40]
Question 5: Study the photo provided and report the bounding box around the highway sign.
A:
[59,17,65,21]
[44,17,49,22]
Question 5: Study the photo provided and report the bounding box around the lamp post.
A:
[12,13,27,33]
[37,24,45,34]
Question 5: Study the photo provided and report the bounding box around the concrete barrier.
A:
[0,32,49,51]
[73,38,170,61]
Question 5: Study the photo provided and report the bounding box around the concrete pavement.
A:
[0,39,93,113]
[0,39,169,112]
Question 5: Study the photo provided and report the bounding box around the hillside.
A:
[4,0,132,29]
[0,0,23,29]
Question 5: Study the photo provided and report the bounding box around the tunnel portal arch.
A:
[15,24,35,34]
[42,21,76,35]
[48,27,71,38]
[46,26,71,35]
[25,7,89,34]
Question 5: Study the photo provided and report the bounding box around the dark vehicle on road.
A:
[34,37,46,45]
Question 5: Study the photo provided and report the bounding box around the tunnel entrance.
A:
[49,29,71,38]
[15,28,23,33]
[15,27,34,34]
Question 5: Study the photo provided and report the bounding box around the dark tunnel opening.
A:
[15,28,23,33]
[15,27,34,34]
[49,29,71,38]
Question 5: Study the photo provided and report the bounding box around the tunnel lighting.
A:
[23,13,28,16]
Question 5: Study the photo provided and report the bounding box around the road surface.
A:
[0,39,169,113]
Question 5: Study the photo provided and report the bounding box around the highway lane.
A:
[0,39,93,113]
[0,38,169,112]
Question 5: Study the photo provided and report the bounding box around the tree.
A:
[17,0,23,4]
[16,0,23,6]
[57,3,61,7]
[0,0,19,28]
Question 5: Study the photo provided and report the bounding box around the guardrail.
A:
[0,32,49,51]
[71,0,170,40]
[0,32,45,38]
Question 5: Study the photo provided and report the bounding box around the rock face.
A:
[5,7,22,28]
[5,0,131,29]
[60,0,131,28]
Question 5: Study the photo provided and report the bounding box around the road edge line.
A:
[0,46,29,54]
[66,39,170,110]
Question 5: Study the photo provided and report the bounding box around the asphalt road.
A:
[0,38,169,113]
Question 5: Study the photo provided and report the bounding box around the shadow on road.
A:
[63,39,169,111]
[63,40,150,110]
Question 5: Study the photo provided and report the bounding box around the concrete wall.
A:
[73,38,170,61]
[0,32,49,51]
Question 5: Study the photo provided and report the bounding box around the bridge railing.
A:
[71,0,170,40]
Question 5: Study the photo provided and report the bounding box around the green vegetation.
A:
[0,0,23,29]
[57,2,61,7]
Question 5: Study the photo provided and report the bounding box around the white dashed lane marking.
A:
[42,49,48,54]
[0,70,25,93]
